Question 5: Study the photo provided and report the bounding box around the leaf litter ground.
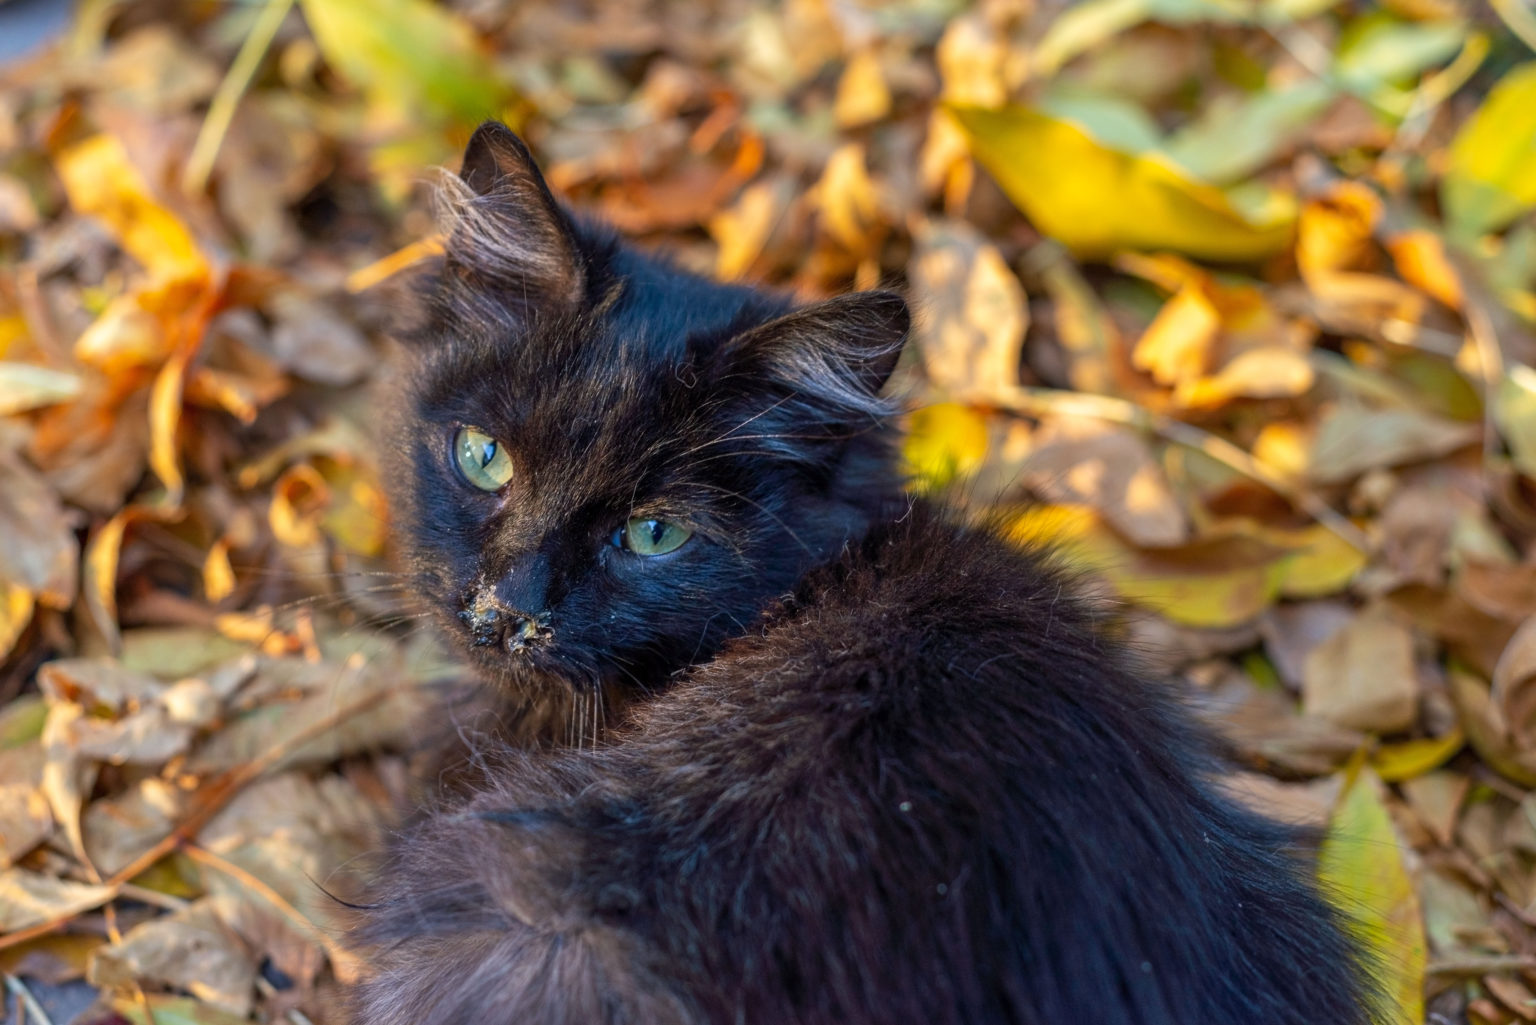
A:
[2,1,1536,1022]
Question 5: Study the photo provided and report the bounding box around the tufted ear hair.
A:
[438,121,586,320]
[712,290,909,460]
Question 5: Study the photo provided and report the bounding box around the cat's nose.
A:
[457,604,546,650]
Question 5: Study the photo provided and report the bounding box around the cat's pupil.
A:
[645,520,665,544]
[477,441,496,467]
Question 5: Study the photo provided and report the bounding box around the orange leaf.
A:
[54,135,207,284]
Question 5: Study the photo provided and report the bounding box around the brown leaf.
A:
[1019,419,1188,547]
[89,899,256,1016]
[82,778,188,877]
[909,218,1027,401]
[1308,406,1480,484]
[0,868,114,931]
[0,744,51,867]
[1302,603,1419,733]
[0,447,78,607]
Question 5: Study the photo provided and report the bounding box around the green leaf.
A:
[1497,364,1536,478]
[1335,13,1465,93]
[949,103,1295,261]
[1318,768,1426,1024]
[298,0,509,129]
[1442,62,1536,239]
[1034,0,1254,75]
[1163,79,1335,185]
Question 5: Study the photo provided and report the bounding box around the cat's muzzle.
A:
[457,604,547,652]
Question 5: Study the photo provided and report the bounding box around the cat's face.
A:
[388,124,909,693]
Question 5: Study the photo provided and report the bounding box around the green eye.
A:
[620,517,693,556]
[453,427,513,491]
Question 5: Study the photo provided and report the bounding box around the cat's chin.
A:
[463,640,612,694]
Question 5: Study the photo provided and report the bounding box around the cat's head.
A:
[386,122,909,693]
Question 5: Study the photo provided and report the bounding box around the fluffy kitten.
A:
[348,123,1375,1025]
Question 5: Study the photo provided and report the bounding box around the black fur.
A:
[349,123,1375,1024]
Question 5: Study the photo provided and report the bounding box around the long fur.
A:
[348,123,1376,1025]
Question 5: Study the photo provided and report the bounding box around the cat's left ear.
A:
[442,121,586,315]
[719,291,909,422]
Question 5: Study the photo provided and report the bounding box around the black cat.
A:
[346,123,1376,1025]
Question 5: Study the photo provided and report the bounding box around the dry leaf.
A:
[90,900,257,1016]
[0,447,78,607]
[909,218,1027,401]
[1302,603,1419,733]
[0,868,114,931]
[1309,406,1480,484]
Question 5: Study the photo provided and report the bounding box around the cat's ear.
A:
[441,121,586,315]
[720,291,908,423]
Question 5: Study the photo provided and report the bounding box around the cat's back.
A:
[351,503,1371,1025]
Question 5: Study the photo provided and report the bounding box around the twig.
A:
[982,385,1372,552]
[0,675,415,954]
[182,843,361,985]
[183,0,296,195]
[2,975,53,1025]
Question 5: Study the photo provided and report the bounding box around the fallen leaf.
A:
[0,746,51,867]
[1133,283,1219,387]
[1308,405,1480,484]
[1019,420,1188,547]
[90,900,256,1016]
[1442,61,1536,239]
[1318,767,1427,1025]
[909,219,1026,400]
[1371,728,1464,783]
[1497,364,1536,479]
[1302,603,1419,733]
[298,0,510,130]
[0,362,85,416]
[109,993,253,1025]
[0,580,33,663]
[903,402,991,491]
[82,778,188,877]
[0,447,78,607]
[835,49,891,128]
[54,134,207,283]
[0,868,114,931]
[949,103,1296,261]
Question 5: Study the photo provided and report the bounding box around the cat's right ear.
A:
[439,122,586,318]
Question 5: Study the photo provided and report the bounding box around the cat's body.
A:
[348,124,1374,1025]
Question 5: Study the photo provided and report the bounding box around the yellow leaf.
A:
[0,580,33,664]
[815,143,883,256]
[1371,728,1464,783]
[948,103,1295,261]
[1385,229,1463,310]
[270,464,329,549]
[835,49,891,129]
[1297,181,1381,283]
[54,135,207,283]
[1443,62,1536,238]
[298,0,509,129]
[73,293,172,374]
[1318,768,1426,1025]
[904,403,990,491]
[149,346,193,504]
[318,458,390,557]
[0,362,84,417]
[1176,347,1315,409]
[1270,523,1366,598]
[203,540,236,604]
[83,512,132,655]
[1133,284,1220,386]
